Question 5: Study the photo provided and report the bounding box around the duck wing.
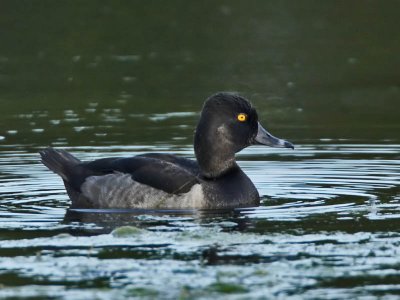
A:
[136,153,200,175]
[82,154,199,194]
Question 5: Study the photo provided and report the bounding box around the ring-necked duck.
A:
[40,92,293,209]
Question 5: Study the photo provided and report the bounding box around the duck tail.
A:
[39,147,81,182]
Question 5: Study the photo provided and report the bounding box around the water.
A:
[1,144,399,299]
[1,1,400,299]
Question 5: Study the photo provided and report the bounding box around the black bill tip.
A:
[284,141,295,150]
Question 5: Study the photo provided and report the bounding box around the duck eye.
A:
[237,113,247,122]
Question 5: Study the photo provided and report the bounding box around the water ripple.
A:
[0,143,400,298]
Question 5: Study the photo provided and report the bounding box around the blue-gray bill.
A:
[253,122,294,149]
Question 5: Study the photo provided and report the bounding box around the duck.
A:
[40,92,294,209]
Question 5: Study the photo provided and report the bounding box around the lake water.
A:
[1,2,400,299]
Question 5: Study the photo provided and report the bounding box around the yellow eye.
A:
[237,113,247,122]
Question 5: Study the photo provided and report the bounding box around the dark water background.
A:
[1,1,400,299]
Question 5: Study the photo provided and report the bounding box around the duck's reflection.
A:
[62,207,254,235]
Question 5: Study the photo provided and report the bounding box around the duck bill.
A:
[253,122,294,149]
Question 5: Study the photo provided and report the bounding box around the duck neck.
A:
[194,128,237,179]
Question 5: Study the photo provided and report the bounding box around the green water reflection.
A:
[1,1,400,146]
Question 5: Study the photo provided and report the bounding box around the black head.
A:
[194,92,293,178]
[197,92,259,153]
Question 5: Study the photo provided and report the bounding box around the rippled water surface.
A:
[1,1,400,299]
[1,143,400,299]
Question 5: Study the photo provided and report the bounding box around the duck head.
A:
[194,92,293,178]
